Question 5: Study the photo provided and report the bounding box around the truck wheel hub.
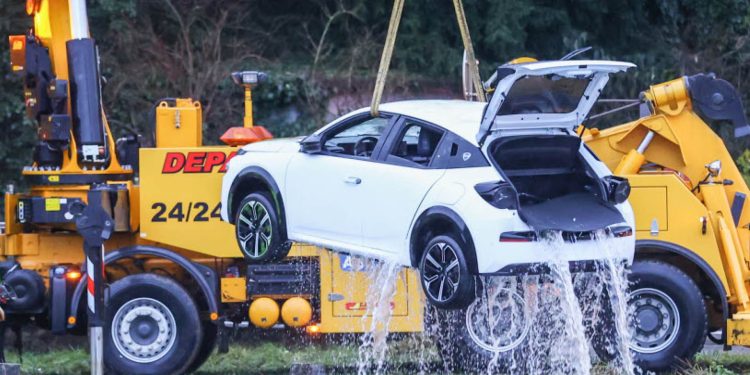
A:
[112,297,177,363]
[628,288,679,354]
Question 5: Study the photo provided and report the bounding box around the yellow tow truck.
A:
[582,72,750,370]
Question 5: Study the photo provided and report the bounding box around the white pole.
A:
[68,0,90,39]
[637,131,655,154]
[89,326,103,375]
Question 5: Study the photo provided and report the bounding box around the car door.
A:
[285,114,395,249]
[357,117,447,255]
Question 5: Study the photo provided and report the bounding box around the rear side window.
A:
[430,131,489,169]
[388,121,444,167]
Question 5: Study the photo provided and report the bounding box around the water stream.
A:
[357,259,400,375]
[354,231,635,374]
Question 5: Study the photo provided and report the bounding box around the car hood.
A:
[240,137,302,153]
[477,60,635,143]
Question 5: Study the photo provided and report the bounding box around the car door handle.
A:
[344,176,362,185]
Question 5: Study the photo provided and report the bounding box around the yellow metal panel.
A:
[155,99,203,148]
[220,278,247,303]
[330,254,409,317]
[139,146,241,258]
[3,193,21,236]
[727,318,750,346]
[629,186,667,231]
[6,233,40,256]
[627,174,730,294]
[318,249,423,333]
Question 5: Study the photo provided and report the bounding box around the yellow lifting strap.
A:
[370,0,405,117]
[370,0,485,117]
[452,0,486,103]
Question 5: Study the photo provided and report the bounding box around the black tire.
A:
[186,321,217,373]
[592,260,707,372]
[418,235,475,309]
[104,274,203,375]
[234,192,290,263]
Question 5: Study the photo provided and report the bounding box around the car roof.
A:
[356,100,486,145]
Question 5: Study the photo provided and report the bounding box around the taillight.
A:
[499,231,537,242]
[609,226,633,238]
[475,181,518,210]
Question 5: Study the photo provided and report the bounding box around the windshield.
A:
[497,75,590,115]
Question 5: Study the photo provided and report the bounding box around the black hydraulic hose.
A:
[707,330,724,345]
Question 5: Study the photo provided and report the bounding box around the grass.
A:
[3,341,750,374]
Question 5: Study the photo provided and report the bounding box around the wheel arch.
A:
[635,239,728,346]
[410,206,478,274]
[68,245,219,330]
[227,166,287,237]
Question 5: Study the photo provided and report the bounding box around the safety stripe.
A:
[87,258,95,313]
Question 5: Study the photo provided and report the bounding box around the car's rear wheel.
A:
[234,192,290,263]
[419,235,475,309]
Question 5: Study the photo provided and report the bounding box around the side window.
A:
[323,117,389,158]
[388,121,444,167]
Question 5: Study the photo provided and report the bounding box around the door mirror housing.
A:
[602,175,630,204]
[300,134,323,154]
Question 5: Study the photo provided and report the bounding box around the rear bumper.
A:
[481,258,628,276]
[474,230,635,274]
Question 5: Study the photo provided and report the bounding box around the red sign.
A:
[162,151,236,174]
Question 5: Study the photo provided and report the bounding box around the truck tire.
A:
[592,260,707,372]
[186,321,217,373]
[234,192,290,263]
[104,274,203,375]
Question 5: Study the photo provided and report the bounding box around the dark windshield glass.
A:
[497,75,590,115]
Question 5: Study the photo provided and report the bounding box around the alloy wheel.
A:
[422,242,461,302]
[237,199,273,258]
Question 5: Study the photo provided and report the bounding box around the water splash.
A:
[518,232,592,375]
[357,258,400,375]
[594,230,636,374]
[460,231,635,375]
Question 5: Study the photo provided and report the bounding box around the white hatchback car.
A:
[221,60,636,309]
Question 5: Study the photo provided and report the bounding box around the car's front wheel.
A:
[234,192,290,263]
[418,234,475,309]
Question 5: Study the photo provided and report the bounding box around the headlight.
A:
[706,160,722,177]
[603,175,630,204]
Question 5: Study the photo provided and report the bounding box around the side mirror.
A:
[300,134,323,154]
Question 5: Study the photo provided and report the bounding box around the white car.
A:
[221,59,636,309]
